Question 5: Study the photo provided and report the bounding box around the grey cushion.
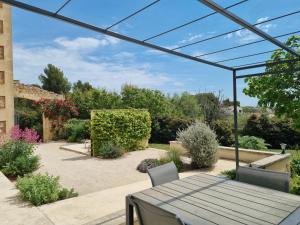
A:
[147,162,179,187]
[237,166,290,192]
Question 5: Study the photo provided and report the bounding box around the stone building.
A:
[0,2,14,137]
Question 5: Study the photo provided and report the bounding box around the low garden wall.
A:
[170,141,290,172]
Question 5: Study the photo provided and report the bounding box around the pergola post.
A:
[232,69,239,180]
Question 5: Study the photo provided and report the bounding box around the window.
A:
[0,46,4,59]
[0,20,3,34]
[0,121,6,135]
[0,96,5,108]
[0,71,4,84]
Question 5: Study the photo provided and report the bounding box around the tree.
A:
[72,80,93,92]
[243,35,300,128]
[121,84,172,118]
[39,64,71,94]
[195,92,222,125]
[171,92,201,118]
[222,98,240,107]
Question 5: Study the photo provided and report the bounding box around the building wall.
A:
[0,3,14,137]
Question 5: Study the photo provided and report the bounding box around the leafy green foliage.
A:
[212,120,234,146]
[16,174,78,206]
[291,152,300,177]
[243,35,300,128]
[0,140,39,177]
[150,116,193,144]
[177,122,218,168]
[72,80,93,92]
[121,84,172,118]
[242,114,300,148]
[195,93,221,125]
[159,148,184,172]
[39,64,71,94]
[171,92,201,118]
[290,175,300,195]
[91,109,151,155]
[72,88,122,119]
[64,119,90,142]
[15,98,43,137]
[221,169,236,180]
[95,141,124,159]
[239,135,269,150]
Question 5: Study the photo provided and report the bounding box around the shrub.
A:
[290,175,300,195]
[291,152,300,177]
[239,135,269,150]
[221,169,236,180]
[64,119,90,142]
[91,109,151,155]
[137,158,160,173]
[0,140,39,177]
[212,120,234,146]
[16,174,78,206]
[10,125,41,143]
[177,122,218,168]
[95,141,124,159]
[159,148,184,172]
[242,114,300,149]
[150,116,193,144]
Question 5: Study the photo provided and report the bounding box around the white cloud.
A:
[13,36,180,91]
[178,33,203,44]
[54,36,120,51]
[225,17,276,44]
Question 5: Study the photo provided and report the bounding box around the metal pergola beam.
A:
[234,58,300,70]
[1,0,233,71]
[198,0,300,58]
[237,67,300,79]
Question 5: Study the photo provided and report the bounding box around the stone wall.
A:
[0,3,14,138]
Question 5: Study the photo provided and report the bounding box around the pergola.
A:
[2,0,300,177]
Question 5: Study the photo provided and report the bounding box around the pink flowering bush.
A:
[10,125,41,143]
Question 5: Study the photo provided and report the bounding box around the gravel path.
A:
[35,142,166,195]
[35,142,241,195]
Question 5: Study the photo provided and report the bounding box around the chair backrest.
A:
[237,166,290,192]
[131,196,185,225]
[147,162,179,187]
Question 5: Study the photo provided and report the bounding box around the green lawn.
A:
[149,143,170,151]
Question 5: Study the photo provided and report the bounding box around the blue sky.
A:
[11,0,300,106]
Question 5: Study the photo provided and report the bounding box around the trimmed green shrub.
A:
[159,148,184,172]
[290,175,300,195]
[239,135,269,150]
[91,109,151,155]
[95,141,124,159]
[212,120,234,146]
[0,140,39,177]
[16,174,78,206]
[64,119,90,142]
[137,158,160,173]
[291,152,300,177]
[177,122,218,168]
[150,116,193,144]
[221,169,236,180]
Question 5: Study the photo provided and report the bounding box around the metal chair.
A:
[237,166,290,192]
[147,162,179,187]
[130,196,185,225]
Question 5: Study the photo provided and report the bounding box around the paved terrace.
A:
[0,142,242,225]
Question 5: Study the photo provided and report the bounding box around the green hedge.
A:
[91,109,151,156]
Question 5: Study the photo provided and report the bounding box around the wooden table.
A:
[126,173,300,225]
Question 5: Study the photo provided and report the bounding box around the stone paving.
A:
[1,142,242,225]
